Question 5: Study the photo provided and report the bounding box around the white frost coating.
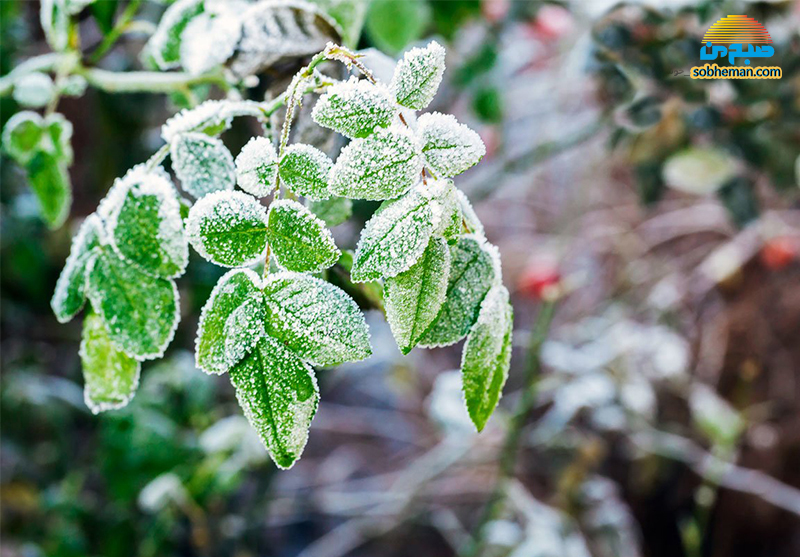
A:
[417,112,485,177]
[223,297,266,368]
[12,72,55,108]
[186,190,269,267]
[96,164,172,222]
[390,41,446,110]
[278,143,332,201]
[311,77,397,139]
[146,0,204,69]
[235,136,278,197]
[171,132,236,198]
[2,111,44,164]
[162,100,232,143]
[51,214,104,323]
[179,10,242,75]
[455,188,484,238]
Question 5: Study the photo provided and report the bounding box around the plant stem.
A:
[77,67,228,94]
[88,0,143,64]
[461,301,557,557]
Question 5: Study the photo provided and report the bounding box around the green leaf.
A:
[145,0,205,69]
[2,111,44,165]
[309,196,352,227]
[51,214,103,323]
[223,295,266,371]
[385,237,451,354]
[365,0,431,54]
[329,128,422,200]
[86,248,180,360]
[161,99,236,143]
[40,0,70,52]
[235,136,278,198]
[80,311,141,414]
[390,41,446,110]
[42,113,74,164]
[171,132,236,199]
[91,0,118,34]
[419,236,497,347]
[351,188,434,282]
[306,0,368,47]
[311,77,397,139]
[461,284,513,431]
[228,336,319,469]
[196,269,261,374]
[263,272,372,366]
[417,112,485,177]
[107,171,188,278]
[186,191,269,268]
[456,188,484,237]
[267,200,340,273]
[279,144,332,201]
[26,150,72,229]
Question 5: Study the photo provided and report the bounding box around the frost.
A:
[461,284,513,431]
[146,0,205,69]
[351,187,435,282]
[186,190,269,268]
[40,0,69,52]
[106,170,188,279]
[171,132,236,198]
[2,111,44,165]
[196,268,261,374]
[86,248,180,361]
[384,237,451,354]
[179,10,242,75]
[309,196,352,227]
[162,100,234,143]
[456,188,484,237]
[267,200,340,273]
[263,272,372,366]
[279,143,332,201]
[419,235,497,347]
[329,127,422,200]
[223,296,266,370]
[390,41,446,110]
[311,77,396,139]
[417,112,485,177]
[80,311,141,414]
[235,137,279,198]
[51,214,104,323]
[425,178,461,240]
[228,335,319,469]
[12,72,55,108]
[42,112,73,164]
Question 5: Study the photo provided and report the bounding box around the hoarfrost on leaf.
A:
[196,268,261,374]
[223,296,267,370]
[86,248,180,360]
[456,188,484,237]
[267,200,340,273]
[12,72,55,108]
[417,112,485,177]
[351,187,434,282]
[186,190,269,267]
[279,143,332,201]
[263,272,372,366]
[179,10,242,75]
[51,214,104,323]
[384,237,451,354]
[329,127,422,200]
[80,311,141,414]
[390,41,446,110]
[461,284,513,431]
[27,151,72,229]
[309,196,352,227]
[228,335,319,469]
[146,0,205,69]
[2,111,44,165]
[40,0,69,52]
[311,77,396,139]
[235,136,279,198]
[162,100,234,143]
[171,132,236,198]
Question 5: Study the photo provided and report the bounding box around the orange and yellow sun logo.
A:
[702,15,772,45]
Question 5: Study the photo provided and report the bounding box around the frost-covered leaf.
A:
[461,284,513,431]
[42,113,73,164]
[228,335,319,469]
[180,10,242,75]
[267,200,340,273]
[40,0,70,52]
[351,188,434,282]
[12,72,55,108]
[263,272,371,366]
[279,144,332,201]
[385,237,451,354]
[329,128,422,200]
[309,196,351,227]
[171,132,236,198]
[51,214,103,323]
[456,188,484,237]
[228,0,341,78]
[27,151,72,229]
[80,311,141,414]
[196,268,261,374]
[426,178,461,240]
[2,111,44,165]
[223,296,266,370]
[307,0,368,47]
[162,100,234,143]
[417,112,485,177]
[390,41,445,110]
[235,136,278,198]
[419,236,497,347]
[186,190,269,267]
[662,147,738,196]
[107,171,188,278]
[86,248,180,360]
[146,0,205,69]
[311,77,396,139]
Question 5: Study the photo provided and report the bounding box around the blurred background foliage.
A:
[2,1,800,557]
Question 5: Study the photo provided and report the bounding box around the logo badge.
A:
[691,15,781,79]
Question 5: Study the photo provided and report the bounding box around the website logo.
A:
[691,15,781,79]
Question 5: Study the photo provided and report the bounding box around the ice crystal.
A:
[161,100,233,143]
[235,136,279,198]
[266,200,340,273]
[390,41,445,110]
[171,132,236,198]
[417,112,485,178]
[279,143,332,201]
[223,296,266,370]
[51,214,103,323]
[311,77,396,139]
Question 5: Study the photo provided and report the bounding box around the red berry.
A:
[760,236,797,270]
[518,264,562,301]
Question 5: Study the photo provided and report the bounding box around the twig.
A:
[88,0,143,63]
